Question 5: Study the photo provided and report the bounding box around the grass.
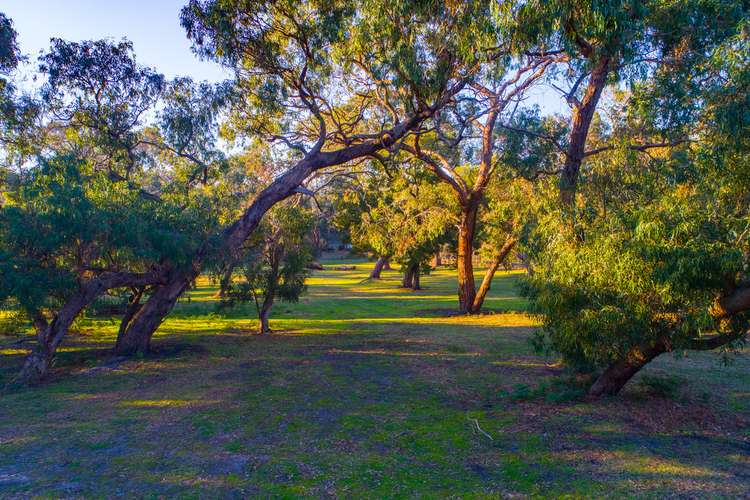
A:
[0,259,749,497]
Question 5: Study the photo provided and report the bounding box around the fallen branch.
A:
[468,417,494,441]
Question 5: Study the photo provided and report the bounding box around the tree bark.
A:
[559,57,610,207]
[114,268,194,355]
[471,238,517,313]
[370,256,388,279]
[412,267,421,291]
[402,264,416,289]
[432,251,442,268]
[215,262,236,298]
[383,259,392,271]
[258,295,274,334]
[115,288,144,346]
[19,271,164,383]
[457,203,478,314]
[588,338,670,398]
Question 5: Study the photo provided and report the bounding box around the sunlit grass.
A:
[0,257,748,497]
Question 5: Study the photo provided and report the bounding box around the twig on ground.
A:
[468,417,494,441]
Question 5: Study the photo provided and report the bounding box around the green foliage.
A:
[220,203,314,323]
[520,3,750,379]
[0,155,207,315]
[339,163,454,273]
[0,13,19,73]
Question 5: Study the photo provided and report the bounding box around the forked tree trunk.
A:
[19,271,164,383]
[471,238,517,313]
[457,204,478,314]
[588,338,670,397]
[114,269,195,355]
[402,264,416,289]
[370,256,388,279]
[115,288,144,346]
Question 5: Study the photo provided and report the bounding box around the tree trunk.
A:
[114,269,195,355]
[402,264,415,289]
[412,268,421,291]
[560,57,611,207]
[457,203,478,314]
[115,288,144,346]
[383,259,392,271]
[370,256,387,279]
[19,271,164,383]
[471,238,517,313]
[588,338,669,397]
[215,262,236,298]
[432,251,442,268]
[258,295,274,334]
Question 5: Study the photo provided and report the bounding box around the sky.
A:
[3,0,230,82]
[2,0,567,114]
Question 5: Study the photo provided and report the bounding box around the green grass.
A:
[0,259,748,497]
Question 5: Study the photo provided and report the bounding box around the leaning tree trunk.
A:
[115,287,144,346]
[258,295,274,334]
[588,338,670,397]
[471,238,517,313]
[559,57,610,207]
[457,203,479,314]
[113,88,456,355]
[114,268,195,355]
[19,271,164,383]
[383,259,392,271]
[370,256,388,279]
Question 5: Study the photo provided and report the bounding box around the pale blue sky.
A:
[3,0,230,82]
[2,1,566,114]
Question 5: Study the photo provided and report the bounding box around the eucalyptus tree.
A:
[113,0,517,354]
[330,164,397,279]
[0,13,38,164]
[219,202,314,333]
[521,2,750,396]
[398,52,559,313]
[348,165,454,290]
[0,37,230,382]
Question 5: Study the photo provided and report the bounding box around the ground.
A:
[1,259,749,498]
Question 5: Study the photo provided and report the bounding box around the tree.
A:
[393,34,562,312]
[113,0,507,354]
[220,203,313,333]
[0,37,229,382]
[523,7,750,396]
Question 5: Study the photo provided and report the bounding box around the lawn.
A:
[1,260,749,497]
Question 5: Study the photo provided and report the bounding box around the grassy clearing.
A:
[1,260,749,497]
